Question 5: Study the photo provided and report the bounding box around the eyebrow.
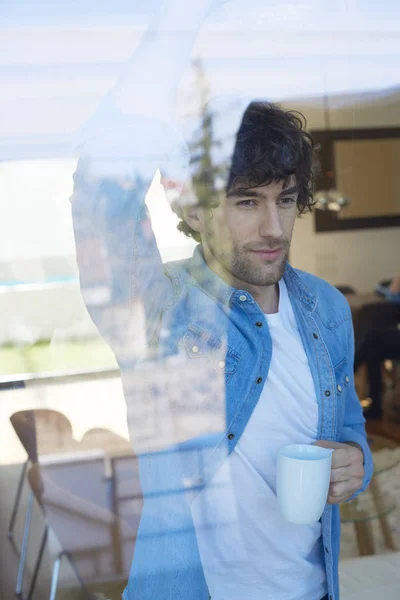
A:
[227,185,299,199]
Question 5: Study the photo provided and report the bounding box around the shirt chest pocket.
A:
[182,325,241,383]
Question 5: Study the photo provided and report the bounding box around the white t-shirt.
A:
[191,279,327,600]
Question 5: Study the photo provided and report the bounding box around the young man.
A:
[71,2,373,599]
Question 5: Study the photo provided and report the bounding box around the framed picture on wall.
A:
[311,127,400,232]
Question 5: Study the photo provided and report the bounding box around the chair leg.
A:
[8,458,29,540]
[369,477,397,551]
[27,526,49,600]
[49,551,93,600]
[65,552,93,599]
[49,552,64,600]
[16,490,34,597]
[354,519,375,556]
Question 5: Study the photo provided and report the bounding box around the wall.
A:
[282,90,400,292]
[291,212,400,292]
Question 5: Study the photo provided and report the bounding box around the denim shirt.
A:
[72,169,373,600]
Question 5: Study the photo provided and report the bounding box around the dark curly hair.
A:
[178,101,319,242]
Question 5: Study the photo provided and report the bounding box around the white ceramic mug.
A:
[276,444,334,525]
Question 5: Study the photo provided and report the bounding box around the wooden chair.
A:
[27,451,141,600]
[8,409,79,598]
[79,428,132,455]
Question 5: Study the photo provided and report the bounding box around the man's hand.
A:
[314,440,365,504]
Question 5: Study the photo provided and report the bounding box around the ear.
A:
[182,204,205,235]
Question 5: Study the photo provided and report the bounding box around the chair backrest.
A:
[335,285,357,296]
[10,409,78,462]
[79,427,132,455]
[10,410,38,462]
[356,302,400,343]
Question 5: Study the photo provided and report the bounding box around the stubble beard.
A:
[209,239,290,287]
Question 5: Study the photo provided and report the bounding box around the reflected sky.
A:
[1,2,399,157]
[1,1,400,29]
[1,0,399,264]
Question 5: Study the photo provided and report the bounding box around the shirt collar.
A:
[283,264,317,311]
[189,245,236,306]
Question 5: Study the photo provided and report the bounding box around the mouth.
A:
[250,248,283,261]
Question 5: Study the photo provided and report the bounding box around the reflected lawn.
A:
[0,338,117,375]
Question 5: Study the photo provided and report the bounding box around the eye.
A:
[278,197,296,207]
[237,199,256,207]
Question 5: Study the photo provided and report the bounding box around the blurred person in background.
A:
[71,1,372,599]
[355,275,400,419]
[376,275,400,303]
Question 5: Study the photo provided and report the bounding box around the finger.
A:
[331,449,352,469]
[328,494,349,505]
[329,481,348,500]
[328,491,355,505]
[330,467,350,484]
[330,464,365,483]
[328,479,363,503]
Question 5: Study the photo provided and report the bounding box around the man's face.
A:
[200,178,298,288]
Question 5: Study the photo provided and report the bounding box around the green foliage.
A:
[189,61,227,207]
[0,339,117,376]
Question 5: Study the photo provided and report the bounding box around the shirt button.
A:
[256,377,263,384]
[256,321,263,327]
[239,294,247,301]
[218,360,226,369]
[325,546,329,553]
[345,376,349,384]
[192,345,199,354]
[313,332,319,339]
[228,433,235,440]
[325,390,331,397]
[337,384,342,393]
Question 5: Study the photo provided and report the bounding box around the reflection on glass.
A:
[1,2,399,600]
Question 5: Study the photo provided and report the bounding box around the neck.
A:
[244,282,280,314]
[202,246,280,314]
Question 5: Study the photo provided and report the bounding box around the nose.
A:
[258,203,283,239]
